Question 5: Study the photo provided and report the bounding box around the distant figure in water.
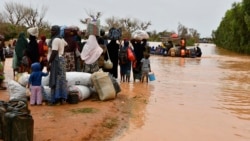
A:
[195,44,202,57]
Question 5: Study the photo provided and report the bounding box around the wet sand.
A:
[115,43,250,141]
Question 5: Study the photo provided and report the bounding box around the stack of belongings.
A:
[0,99,33,141]
[7,71,121,103]
[86,19,100,36]
[131,30,149,40]
[108,27,122,40]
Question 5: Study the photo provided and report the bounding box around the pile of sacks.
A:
[7,71,121,103]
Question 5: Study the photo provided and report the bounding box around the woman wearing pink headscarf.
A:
[80,35,103,73]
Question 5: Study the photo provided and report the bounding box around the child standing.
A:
[28,62,48,105]
[140,53,151,83]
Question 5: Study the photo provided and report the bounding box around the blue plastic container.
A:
[148,72,155,81]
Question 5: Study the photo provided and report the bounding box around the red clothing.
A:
[38,40,45,56]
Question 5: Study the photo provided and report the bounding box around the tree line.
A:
[213,0,250,55]
[0,1,200,46]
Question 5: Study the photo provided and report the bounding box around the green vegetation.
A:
[213,0,250,55]
[102,117,118,129]
[70,108,98,114]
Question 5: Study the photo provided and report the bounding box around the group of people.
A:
[0,25,152,106]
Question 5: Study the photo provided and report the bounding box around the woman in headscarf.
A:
[27,27,39,66]
[47,25,68,105]
[131,39,146,81]
[14,32,28,72]
[63,27,78,71]
[80,35,103,74]
[119,40,132,82]
[104,39,120,78]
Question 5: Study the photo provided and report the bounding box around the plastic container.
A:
[148,72,156,81]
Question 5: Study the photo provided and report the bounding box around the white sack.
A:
[42,86,52,101]
[66,72,92,86]
[17,72,30,87]
[68,85,91,101]
[42,73,50,86]
[7,80,27,101]
[132,30,149,40]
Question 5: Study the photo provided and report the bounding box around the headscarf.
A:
[80,35,103,64]
[48,25,61,48]
[27,33,39,63]
[15,32,28,61]
[41,35,46,42]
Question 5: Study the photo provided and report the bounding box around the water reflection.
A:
[215,46,250,121]
[118,43,250,141]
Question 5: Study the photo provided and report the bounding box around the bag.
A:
[83,61,99,74]
[127,48,136,61]
[104,49,113,69]
[108,28,122,40]
[86,23,100,36]
[104,59,113,69]
[91,71,116,101]
[132,30,149,40]
[118,47,128,65]
[67,91,79,104]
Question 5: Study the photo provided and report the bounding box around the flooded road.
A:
[116,43,250,141]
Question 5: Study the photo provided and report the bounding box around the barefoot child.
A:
[140,53,151,83]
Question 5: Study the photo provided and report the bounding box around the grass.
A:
[102,117,118,129]
[70,107,98,114]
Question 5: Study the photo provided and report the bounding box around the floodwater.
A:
[116,43,250,141]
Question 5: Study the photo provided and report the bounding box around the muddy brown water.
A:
[1,43,249,141]
[115,43,250,141]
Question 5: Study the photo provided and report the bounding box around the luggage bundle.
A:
[131,30,149,40]
[108,27,122,40]
[67,90,79,104]
[86,20,100,36]
[91,71,116,101]
[0,100,33,141]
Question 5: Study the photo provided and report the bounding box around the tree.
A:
[105,17,151,39]
[177,23,188,38]
[2,1,48,28]
[214,1,250,54]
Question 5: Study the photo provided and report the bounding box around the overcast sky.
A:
[0,0,242,37]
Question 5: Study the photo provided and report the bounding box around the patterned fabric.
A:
[82,61,99,74]
[49,56,67,103]
[64,52,76,71]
